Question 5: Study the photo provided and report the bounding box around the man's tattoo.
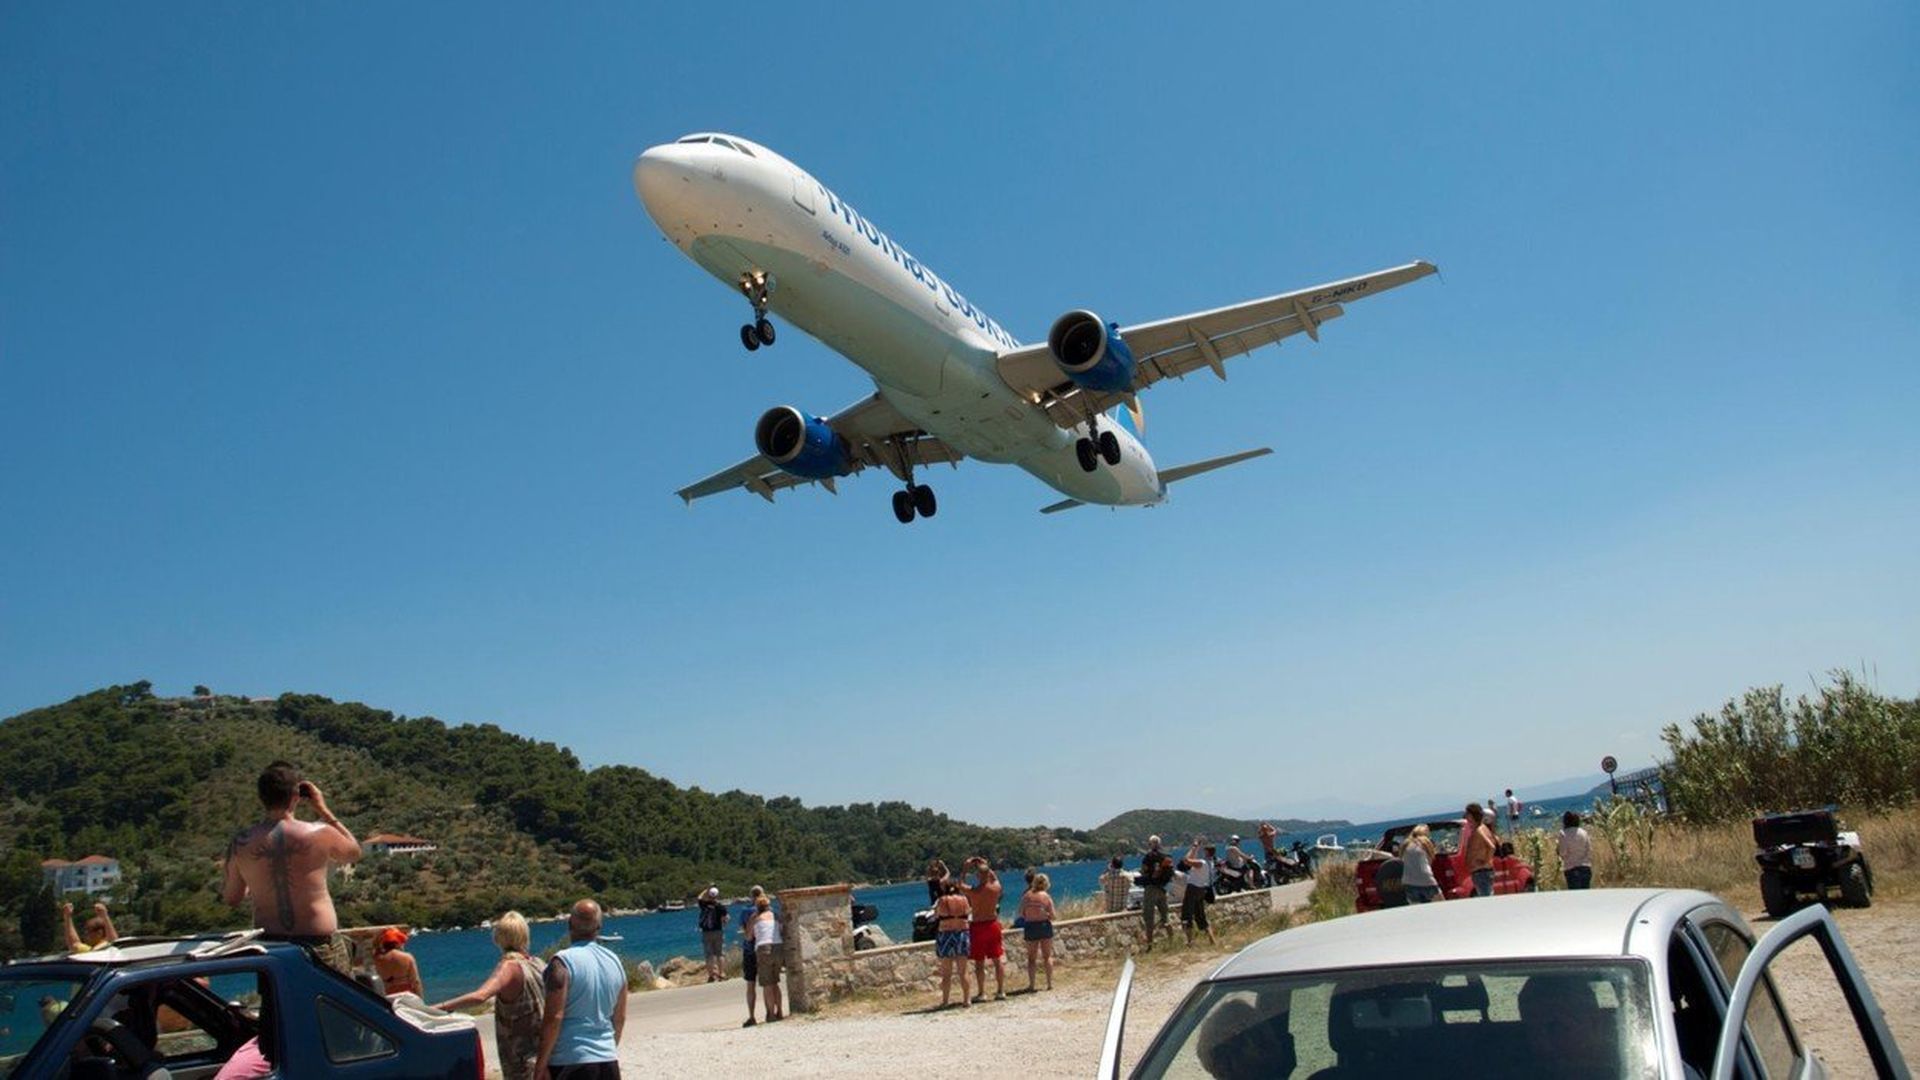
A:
[246,822,298,929]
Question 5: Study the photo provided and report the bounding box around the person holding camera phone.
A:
[222,760,362,973]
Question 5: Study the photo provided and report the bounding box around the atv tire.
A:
[1759,869,1793,918]
[1840,862,1873,908]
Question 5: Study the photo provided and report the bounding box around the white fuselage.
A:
[633,134,1162,507]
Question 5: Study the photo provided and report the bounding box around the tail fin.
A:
[1156,447,1272,485]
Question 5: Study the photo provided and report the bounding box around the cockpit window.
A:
[674,134,755,157]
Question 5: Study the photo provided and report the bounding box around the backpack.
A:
[697,901,726,932]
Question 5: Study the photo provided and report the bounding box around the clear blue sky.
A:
[4,5,1915,827]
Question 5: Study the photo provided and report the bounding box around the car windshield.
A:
[1133,960,1657,1080]
[0,972,88,1078]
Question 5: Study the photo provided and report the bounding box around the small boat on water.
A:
[599,933,624,942]
[661,901,687,912]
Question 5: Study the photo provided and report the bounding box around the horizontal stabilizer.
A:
[1040,497,1085,514]
[1157,447,1273,485]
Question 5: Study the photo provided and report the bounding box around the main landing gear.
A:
[888,439,937,524]
[1074,418,1122,473]
[738,270,776,351]
[891,483,937,524]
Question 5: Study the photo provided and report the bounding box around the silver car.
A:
[1100,889,1905,1079]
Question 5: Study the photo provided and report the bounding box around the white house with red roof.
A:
[42,855,122,894]
[361,833,438,857]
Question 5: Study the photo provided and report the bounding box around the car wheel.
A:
[1840,862,1872,908]
[1759,869,1792,917]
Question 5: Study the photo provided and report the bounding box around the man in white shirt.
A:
[1505,789,1523,833]
[1180,839,1217,945]
[1557,812,1593,889]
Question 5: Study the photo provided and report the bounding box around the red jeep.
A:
[1354,819,1536,912]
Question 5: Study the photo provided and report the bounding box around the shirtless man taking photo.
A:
[222,761,362,972]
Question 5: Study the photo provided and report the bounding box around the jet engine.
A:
[1046,310,1137,394]
[754,406,852,479]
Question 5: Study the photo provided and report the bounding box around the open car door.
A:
[1709,904,1909,1080]
[1098,957,1136,1080]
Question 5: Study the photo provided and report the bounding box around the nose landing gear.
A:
[738,270,777,351]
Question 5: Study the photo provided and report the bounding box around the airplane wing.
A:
[994,261,1437,426]
[675,392,964,504]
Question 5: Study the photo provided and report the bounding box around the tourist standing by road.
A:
[373,928,424,997]
[697,887,729,983]
[221,761,361,974]
[432,911,546,1080]
[958,856,1006,1002]
[535,899,628,1080]
[1138,837,1174,951]
[1558,811,1594,889]
[1463,804,1497,897]
[1019,873,1056,992]
[1181,839,1217,946]
[58,900,117,953]
[1506,789,1523,833]
[1099,856,1132,914]
[750,895,785,1022]
[932,880,972,1009]
[1400,824,1442,904]
[738,886,766,1027]
[924,860,949,905]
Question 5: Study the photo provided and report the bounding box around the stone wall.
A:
[805,885,1289,1003]
[776,883,854,1014]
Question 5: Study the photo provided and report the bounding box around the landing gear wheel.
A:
[740,324,760,352]
[1759,869,1792,918]
[1841,862,1873,907]
[1075,438,1098,473]
[912,484,937,518]
[1098,430,1121,465]
[755,318,776,346]
[891,490,916,524]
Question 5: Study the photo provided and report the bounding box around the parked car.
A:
[1099,889,1907,1079]
[1353,819,1535,912]
[1,931,483,1078]
[1753,807,1873,917]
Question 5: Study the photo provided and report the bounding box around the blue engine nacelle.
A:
[754,406,852,480]
[1046,310,1136,394]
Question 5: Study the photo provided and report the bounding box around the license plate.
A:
[1791,849,1816,868]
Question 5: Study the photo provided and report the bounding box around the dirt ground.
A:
[607,896,1917,1079]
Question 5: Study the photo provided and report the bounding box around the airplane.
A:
[633,132,1436,523]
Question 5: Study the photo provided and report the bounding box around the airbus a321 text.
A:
[634,132,1437,523]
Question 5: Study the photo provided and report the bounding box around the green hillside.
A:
[1093,808,1350,848]
[0,684,1107,955]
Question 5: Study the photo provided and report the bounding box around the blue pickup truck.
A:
[1,932,482,1078]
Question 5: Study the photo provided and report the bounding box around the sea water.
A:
[404,792,1603,1002]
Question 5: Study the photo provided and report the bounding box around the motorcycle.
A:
[1264,846,1312,885]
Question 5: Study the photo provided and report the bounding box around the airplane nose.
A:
[633,144,693,221]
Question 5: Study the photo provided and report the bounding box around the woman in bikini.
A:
[1019,872,1056,992]
[932,879,973,1008]
[432,912,547,1080]
[372,927,424,997]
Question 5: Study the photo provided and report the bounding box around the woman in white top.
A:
[1558,811,1594,889]
[1400,824,1441,903]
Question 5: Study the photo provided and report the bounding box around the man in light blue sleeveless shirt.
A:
[535,899,629,1079]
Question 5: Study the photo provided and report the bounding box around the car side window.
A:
[316,996,395,1063]
[1697,921,1800,1078]
[1668,931,1734,1077]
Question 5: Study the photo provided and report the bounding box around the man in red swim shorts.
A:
[957,856,1005,1001]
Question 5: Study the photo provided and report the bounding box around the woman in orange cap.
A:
[373,927,424,997]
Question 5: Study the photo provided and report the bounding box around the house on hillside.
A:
[42,855,122,895]
[362,833,438,857]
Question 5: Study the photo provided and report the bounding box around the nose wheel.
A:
[738,271,777,351]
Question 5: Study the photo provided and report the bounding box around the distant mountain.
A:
[1093,808,1349,847]
[1247,768,1650,826]
[0,684,1108,955]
